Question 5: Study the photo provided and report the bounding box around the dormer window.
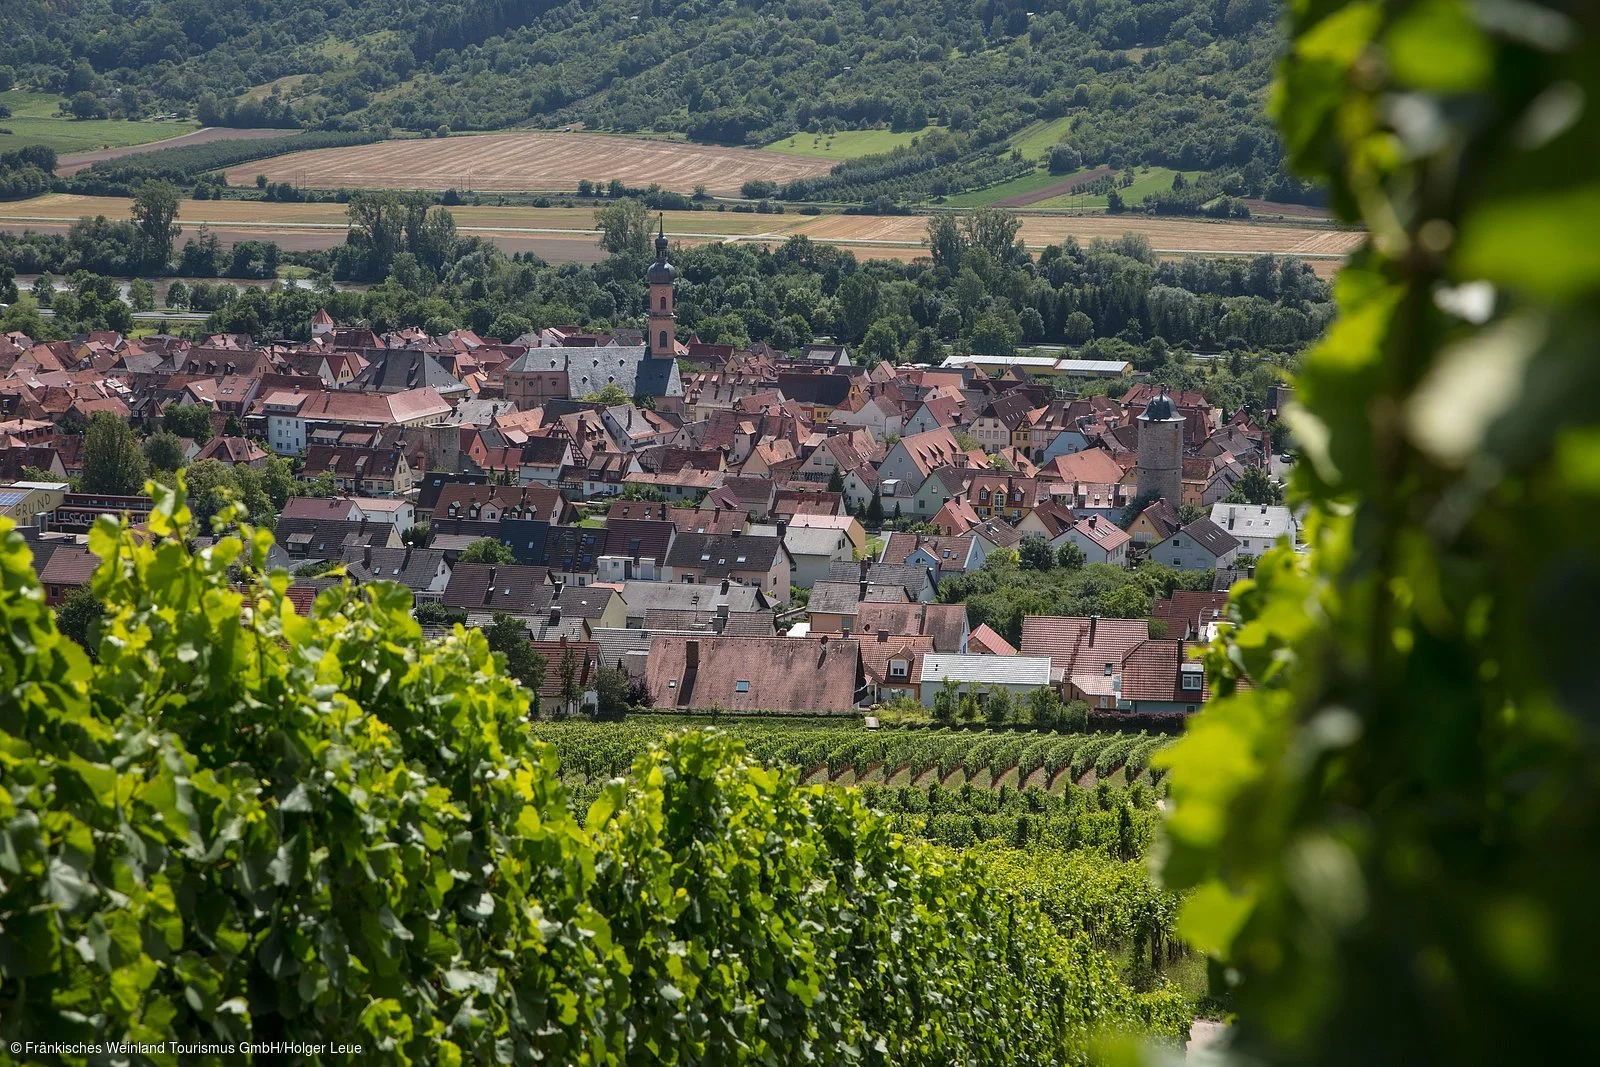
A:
[1181,663,1204,691]
[889,660,908,678]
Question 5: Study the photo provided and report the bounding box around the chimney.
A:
[776,520,787,539]
[720,578,730,593]
[685,639,700,669]
[1089,615,1099,643]
[550,605,562,624]
[362,545,372,569]
[553,579,565,598]
[859,579,869,601]
[859,559,869,581]
[1088,515,1098,528]
[1104,661,1114,676]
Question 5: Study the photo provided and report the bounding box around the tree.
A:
[128,278,155,312]
[344,191,410,281]
[1224,464,1283,505]
[984,686,1014,725]
[68,91,106,120]
[1025,686,1063,727]
[54,587,103,654]
[82,412,148,496]
[960,207,1022,264]
[555,646,584,719]
[0,295,48,341]
[482,612,546,705]
[130,181,181,274]
[141,431,187,473]
[1019,536,1055,572]
[1177,502,1206,526]
[594,198,653,256]
[459,537,516,564]
[582,382,630,405]
[1106,190,1125,214]
[865,490,885,528]
[925,214,967,270]
[401,521,431,548]
[592,665,631,721]
[931,677,960,723]
[826,467,845,493]
[1047,144,1082,174]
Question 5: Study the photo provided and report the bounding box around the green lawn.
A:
[1008,116,1074,161]
[940,166,1059,207]
[1029,167,1194,210]
[763,126,935,160]
[0,91,197,156]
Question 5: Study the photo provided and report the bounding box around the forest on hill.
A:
[0,0,1311,203]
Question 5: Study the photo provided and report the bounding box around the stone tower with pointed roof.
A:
[646,217,677,359]
[1136,389,1185,506]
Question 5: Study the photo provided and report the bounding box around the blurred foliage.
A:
[1157,0,1600,1061]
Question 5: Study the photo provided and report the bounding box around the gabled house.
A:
[339,545,452,603]
[915,653,1054,709]
[1061,515,1131,566]
[1150,518,1240,572]
[1020,615,1150,710]
[1117,640,1212,714]
[644,635,863,714]
[877,428,969,507]
[664,532,792,603]
[749,521,853,589]
[1127,499,1182,546]
[1208,503,1298,555]
[878,531,983,582]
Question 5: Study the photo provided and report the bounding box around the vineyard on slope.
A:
[536,721,1173,793]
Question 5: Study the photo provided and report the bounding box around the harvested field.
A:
[224,132,837,196]
[0,194,1360,275]
[55,128,291,177]
[797,212,1364,260]
[991,166,1115,208]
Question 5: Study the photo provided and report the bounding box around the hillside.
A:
[0,0,1312,204]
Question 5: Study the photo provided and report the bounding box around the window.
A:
[658,330,668,349]
[889,660,908,678]
[1181,666,1203,691]
[659,296,667,310]
[735,680,750,693]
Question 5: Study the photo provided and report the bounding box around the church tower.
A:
[646,217,677,359]
[1136,389,1185,505]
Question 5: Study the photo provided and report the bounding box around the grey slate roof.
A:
[351,349,466,394]
[505,344,683,399]
[665,532,785,576]
[339,546,449,591]
[808,581,863,616]
[1172,518,1240,558]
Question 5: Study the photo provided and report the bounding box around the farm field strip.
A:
[0,195,1361,266]
[763,125,935,159]
[224,132,838,196]
[53,128,292,176]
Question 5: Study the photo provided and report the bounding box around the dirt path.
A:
[54,128,289,176]
[1187,1019,1228,1059]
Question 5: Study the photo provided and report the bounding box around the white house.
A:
[1150,518,1239,572]
[749,522,854,589]
[916,652,1055,708]
[1062,515,1131,566]
[1208,503,1298,555]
